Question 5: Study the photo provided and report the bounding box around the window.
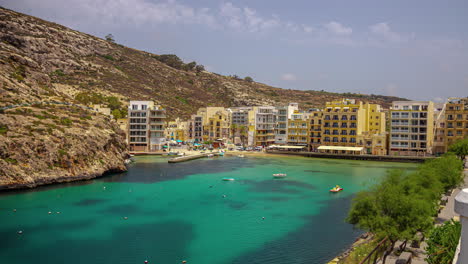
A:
[142,105,147,110]
[132,105,138,110]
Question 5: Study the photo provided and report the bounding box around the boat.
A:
[238,154,245,158]
[218,152,225,156]
[207,154,214,158]
[177,153,185,156]
[222,178,235,181]
[330,185,343,193]
[167,152,179,156]
[273,173,287,178]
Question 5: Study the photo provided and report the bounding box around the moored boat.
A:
[238,154,245,158]
[222,178,235,181]
[273,173,287,178]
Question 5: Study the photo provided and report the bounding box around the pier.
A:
[168,152,221,163]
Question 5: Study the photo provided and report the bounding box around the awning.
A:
[176,140,183,143]
[317,146,364,151]
[274,145,306,149]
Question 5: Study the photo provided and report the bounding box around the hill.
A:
[0,7,405,189]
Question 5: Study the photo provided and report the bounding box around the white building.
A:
[128,101,166,152]
[275,103,299,144]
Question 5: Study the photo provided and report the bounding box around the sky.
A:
[1,0,468,101]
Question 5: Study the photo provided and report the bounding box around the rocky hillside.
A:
[0,7,405,189]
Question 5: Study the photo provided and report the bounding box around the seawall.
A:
[266,151,430,163]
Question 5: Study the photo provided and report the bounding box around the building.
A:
[287,110,310,147]
[228,107,251,145]
[166,118,187,142]
[275,103,299,145]
[197,107,231,142]
[308,109,323,151]
[321,99,362,153]
[93,104,111,116]
[250,106,277,147]
[128,101,167,152]
[187,114,203,143]
[444,97,468,151]
[356,103,387,155]
[432,103,446,155]
[389,101,434,156]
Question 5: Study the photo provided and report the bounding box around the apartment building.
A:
[275,103,299,145]
[389,101,434,156]
[166,118,187,142]
[444,97,468,151]
[187,114,203,143]
[228,107,251,145]
[308,109,323,151]
[128,101,166,152]
[249,106,277,147]
[321,99,362,148]
[432,103,446,155]
[356,103,387,155]
[195,107,231,142]
[287,111,310,147]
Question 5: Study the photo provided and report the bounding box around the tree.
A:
[111,109,122,119]
[184,61,197,71]
[195,64,205,73]
[449,138,468,161]
[105,34,115,43]
[239,125,248,146]
[156,54,184,69]
[244,76,254,82]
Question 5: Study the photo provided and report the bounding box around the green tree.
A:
[156,54,184,69]
[244,76,254,82]
[195,64,205,72]
[184,61,197,71]
[105,34,115,43]
[106,96,122,110]
[111,109,122,119]
[449,138,468,161]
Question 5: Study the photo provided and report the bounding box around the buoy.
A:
[56,212,61,214]
[144,260,148,264]
[13,209,16,212]
[222,195,226,198]
[262,217,265,220]
[123,217,128,220]
[17,230,23,234]
[48,211,52,214]
[182,261,187,264]
[103,186,106,190]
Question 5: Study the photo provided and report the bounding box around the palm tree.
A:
[239,125,247,146]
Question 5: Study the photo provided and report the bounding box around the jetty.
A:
[168,152,221,163]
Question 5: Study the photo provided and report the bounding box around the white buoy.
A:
[123,217,128,220]
[48,211,52,214]
[222,195,227,198]
[262,217,265,220]
[13,209,16,212]
[56,212,61,214]
[17,230,23,234]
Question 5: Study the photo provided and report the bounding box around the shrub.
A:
[4,158,18,164]
[175,96,188,104]
[426,220,461,264]
[51,69,65,76]
[0,124,8,135]
[59,117,72,126]
[10,65,26,82]
[244,76,254,82]
[102,54,115,61]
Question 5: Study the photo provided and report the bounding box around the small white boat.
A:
[207,154,214,158]
[238,154,245,158]
[222,178,235,181]
[273,173,287,178]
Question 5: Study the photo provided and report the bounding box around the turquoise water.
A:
[0,155,416,264]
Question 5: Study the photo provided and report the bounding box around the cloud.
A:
[219,2,281,32]
[369,22,405,42]
[324,21,352,35]
[280,73,297,81]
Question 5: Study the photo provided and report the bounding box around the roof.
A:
[317,146,364,151]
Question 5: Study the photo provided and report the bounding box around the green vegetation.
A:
[152,54,205,73]
[0,124,8,135]
[57,149,68,157]
[175,96,188,104]
[244,76,254,82]
[51,69,66,76]
[4,157,18,164]
[10,65,26,82]
[426,220,461,264]
[59,117,72,126]
[105,33,115,43]
[347,154,464,263]
[101,54,115,61]
[449,138,468,161]
[74,92,127,120]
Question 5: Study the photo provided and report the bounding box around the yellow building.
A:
[287,111,310,147]
[166,118,187,142]
[320,99,386,155]
[197,107,231,142]
[248,106,276,147]
[308,109,323,151]
[444,97,468,151]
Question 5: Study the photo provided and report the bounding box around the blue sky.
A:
[2,0,468,101]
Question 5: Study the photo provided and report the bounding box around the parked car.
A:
[254,146,263,151]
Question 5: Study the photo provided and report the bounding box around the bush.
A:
[4,158,18,164]
[51,69,66,76]
[10,65,26,82]
[175,96,188,104]
[244,76,254,82]
[59,117,72,126]
[426,220,461,264]
[102,54,115,61]
[0,124,8,135]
